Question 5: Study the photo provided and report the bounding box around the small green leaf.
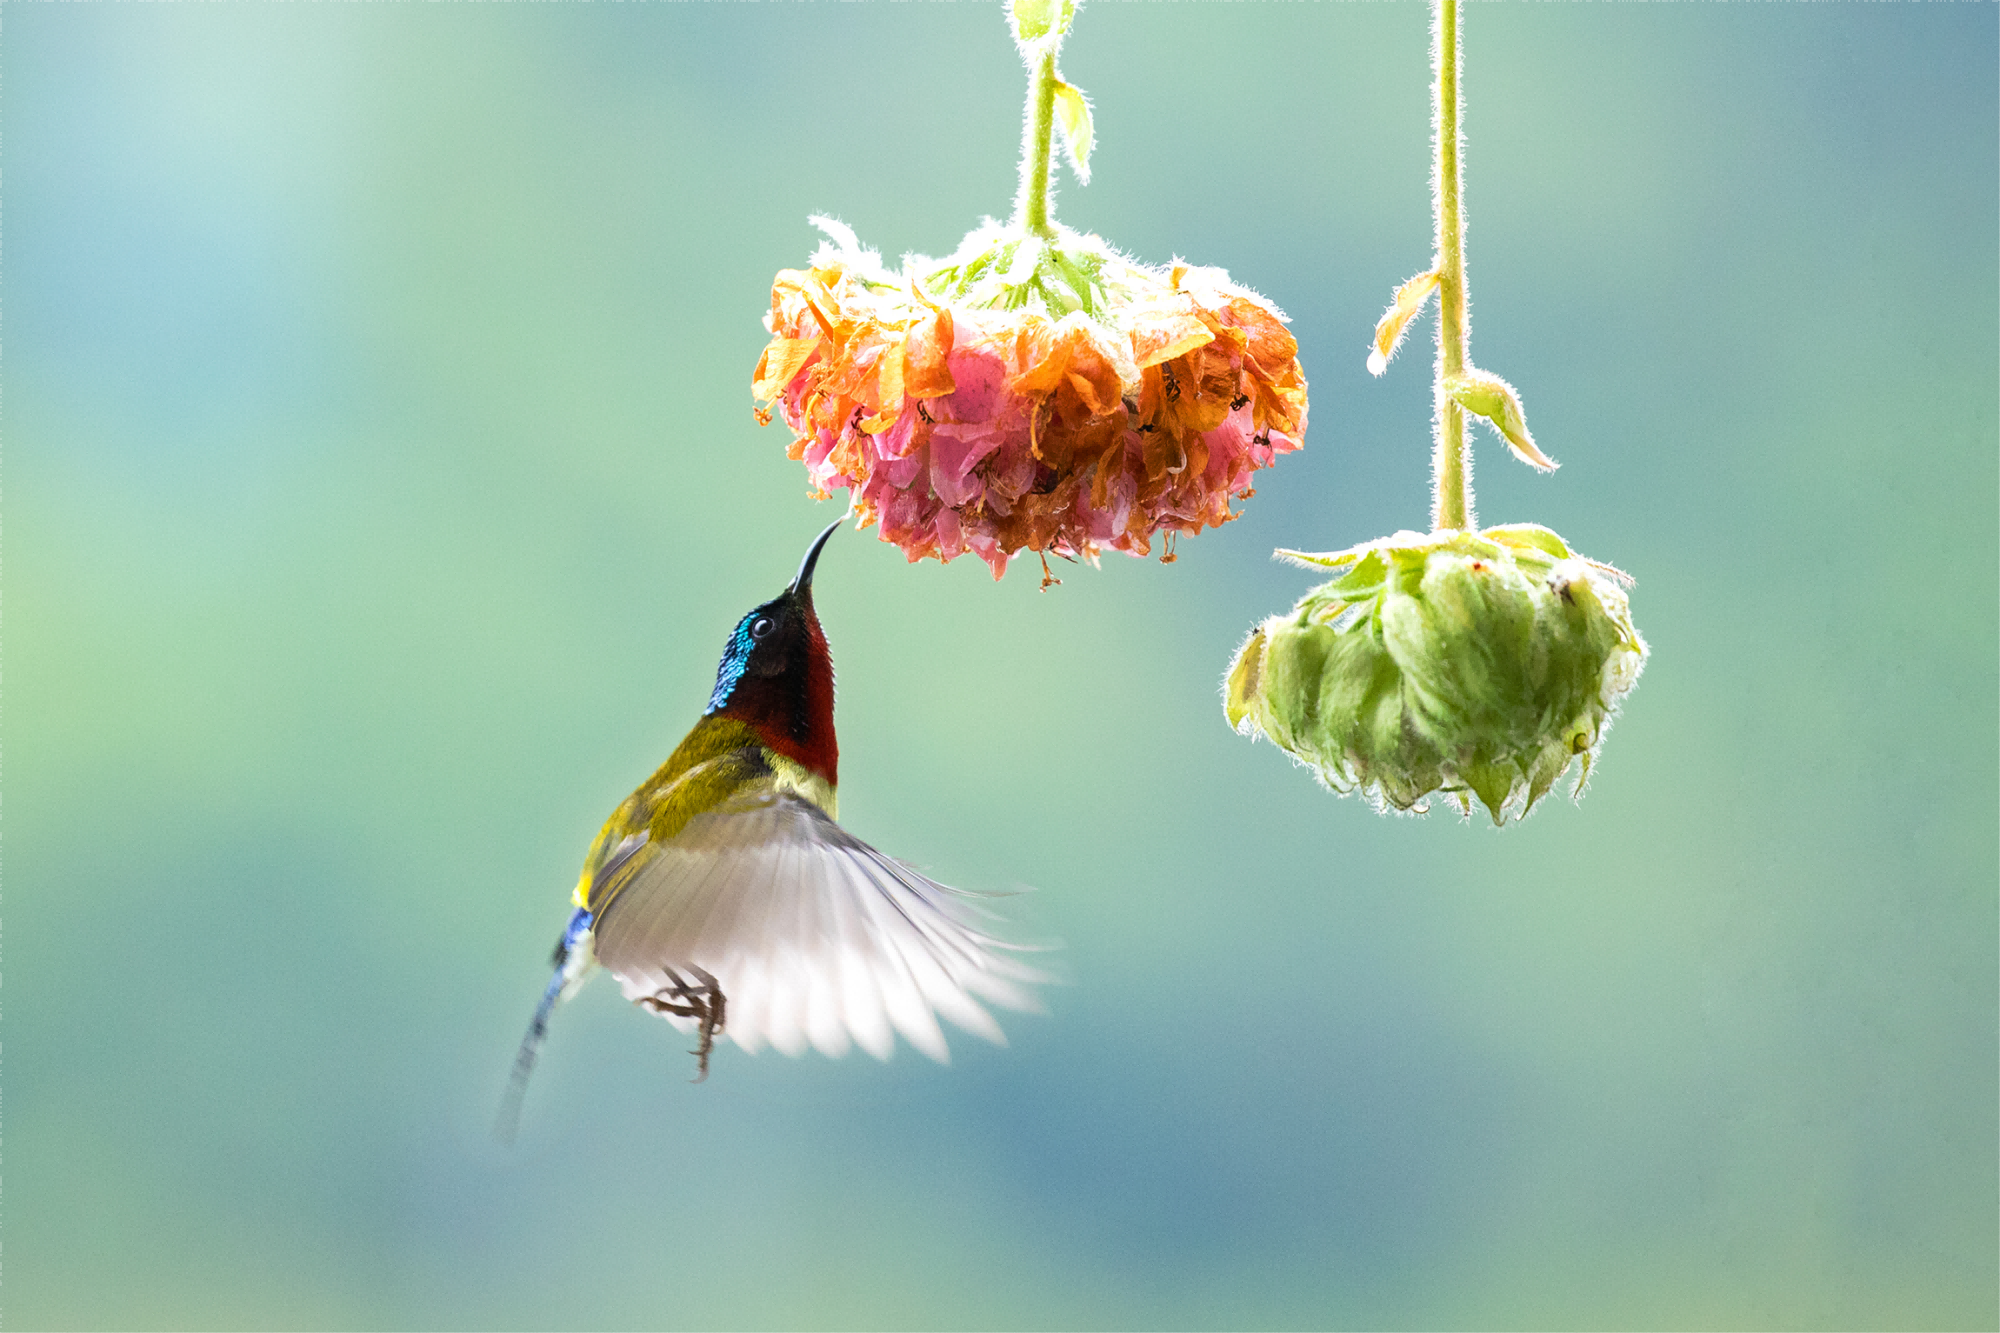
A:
[1053,80,1094,184]
[1223,625,1268,733]
[1327,549,1388,599]
[1275,549,1360,571]
[1481,523,1571,561]
[1444,368,1557,471]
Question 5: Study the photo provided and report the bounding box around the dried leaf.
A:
[1053,80,1094,183]
[1368,268,1440,376]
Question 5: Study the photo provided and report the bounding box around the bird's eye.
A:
[749,616,775,640]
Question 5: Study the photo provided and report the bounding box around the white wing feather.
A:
[589,791,1044,1062]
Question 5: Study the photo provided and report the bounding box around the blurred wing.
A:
[590,791,1045,1062]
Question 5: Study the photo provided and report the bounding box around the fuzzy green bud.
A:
[1010,0,1078,44]
[1225,525,1646,824]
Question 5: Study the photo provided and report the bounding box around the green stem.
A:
[1432,0,1473,532]
[1014,41,1059,238]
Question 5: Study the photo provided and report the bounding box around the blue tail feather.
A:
[496,908,593,1144]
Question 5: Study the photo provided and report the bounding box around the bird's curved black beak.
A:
[790,519,842,596]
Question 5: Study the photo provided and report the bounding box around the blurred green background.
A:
[8,2,1995,1329]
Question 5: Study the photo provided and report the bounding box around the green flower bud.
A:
[1224,525,1647,824]
[1010,0,1078,44]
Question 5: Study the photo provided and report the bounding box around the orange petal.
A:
[1130,312,1212,369]
[862,335,907,433]
[1065,370,1106,417]
[753,335,820,404]
[903,306,957,400]
[1061,330,1124,413]
[1008,318,1070,397]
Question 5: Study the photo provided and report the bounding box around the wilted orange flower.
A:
[754,220,1308,579]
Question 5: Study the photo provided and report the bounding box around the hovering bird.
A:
[502,520,1043,1133]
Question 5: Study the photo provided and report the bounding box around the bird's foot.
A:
[640,966,727,1083]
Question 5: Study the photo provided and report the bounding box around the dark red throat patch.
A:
[713,608,838,786]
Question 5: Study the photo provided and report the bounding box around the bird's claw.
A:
[640,965,727,1083]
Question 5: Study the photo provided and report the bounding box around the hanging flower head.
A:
[1226,526,1645,823]
[1222,0,1646,823]
[752,2,1306,582]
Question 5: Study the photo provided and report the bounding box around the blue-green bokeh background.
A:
[10,3,1997,1328]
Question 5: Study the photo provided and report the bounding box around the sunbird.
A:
[502,520,1042,1133]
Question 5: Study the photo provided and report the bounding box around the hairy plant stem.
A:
[1432,0,1473,533]
[1014,41,1060,239]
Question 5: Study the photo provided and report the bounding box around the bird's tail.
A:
[495,908,595,1144]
